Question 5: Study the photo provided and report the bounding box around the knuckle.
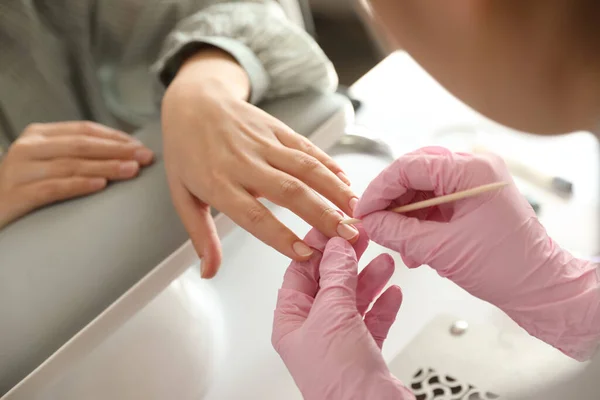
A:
[7,141,23,156]
[298,138,321,158]
[280,179,304,197]
[79,121,97,135]
[22,123,43,136]
[246,206,268,225]
[8,137,34,157]
[260,140,280,155]
[295,153,320,172]
[55,159,78,176]
[201,171,228,198]
[297,137,315,152]
[104,160,121,174]
[319,206,339,222]
[38,181,63,200]
[69,138,90,154]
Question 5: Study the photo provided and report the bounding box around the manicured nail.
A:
[337,172,351,186]
[349,197,358,213]
[200,259,206,278]
[119,161,139,177]
[89,178,107,190]
[134,148,154,164]
[337,222,359,240]
[293,242,314,257]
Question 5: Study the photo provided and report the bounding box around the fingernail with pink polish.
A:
[293,242,313,257]
[337,222,359,240]
[349,197,358,214]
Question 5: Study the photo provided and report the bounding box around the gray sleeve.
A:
[150,1,338,104]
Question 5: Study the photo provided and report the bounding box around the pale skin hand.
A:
[161,48,359,279]
[0,121,154,228]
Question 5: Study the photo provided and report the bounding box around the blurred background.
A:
[299,0,386,85]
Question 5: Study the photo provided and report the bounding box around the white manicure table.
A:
[2,52,599,400]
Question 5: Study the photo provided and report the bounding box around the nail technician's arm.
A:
[272,227,415,399]
[355,146,600,361]
[0,122,153,229]
[155,1,358,278]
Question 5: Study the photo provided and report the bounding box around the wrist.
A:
[363,372,415,400]
[168,47,250,102]
[299,368,413,400]
[331,370,413,400]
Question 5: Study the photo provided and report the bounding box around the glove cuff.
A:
[302,371,414,400]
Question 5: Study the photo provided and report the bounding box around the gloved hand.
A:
[272,228,415,399]
[355,146,600,361]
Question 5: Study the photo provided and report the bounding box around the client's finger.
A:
[168,178,222,278]
[281,229,329,297]
[37,121,138,144]
[274,127,351,186]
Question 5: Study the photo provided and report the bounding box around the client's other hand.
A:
[0,121,154,228]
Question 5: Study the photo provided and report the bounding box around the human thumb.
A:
[313,237,359,312]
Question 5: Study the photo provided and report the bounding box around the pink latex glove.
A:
[272,228,415,399]
[355,146,600,361]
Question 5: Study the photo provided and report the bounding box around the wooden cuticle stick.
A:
[341,181,509,225]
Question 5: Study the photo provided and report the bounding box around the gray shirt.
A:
[0,0,337,152]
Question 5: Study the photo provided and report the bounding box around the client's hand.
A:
[355,146,600,361]
[162,50,358,279]
[0,121,154,229]
[272,228,415,399]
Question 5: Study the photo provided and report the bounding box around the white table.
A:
[203,51,600,399]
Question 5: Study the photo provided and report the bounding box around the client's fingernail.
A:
[200,259,206,278]
[293,242,313,257]
[337,222,359,240]
[349,197,358,213]
[337,172,351,186]
[89,178,107,190]
[119,161,139,177]
[134,148,154,164]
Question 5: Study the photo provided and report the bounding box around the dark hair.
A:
[572,0,600,57]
